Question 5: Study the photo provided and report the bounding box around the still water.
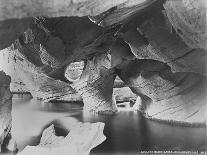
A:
[11,94,207,154]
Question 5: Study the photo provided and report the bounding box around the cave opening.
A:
[0,0,207,154]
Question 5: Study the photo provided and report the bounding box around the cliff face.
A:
[0,71,12,152]
[0,0,206,124]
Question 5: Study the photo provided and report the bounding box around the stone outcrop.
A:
[67,54,118,114]
[18,122,106,155]
[116,59,207,125]
[0,71,12,152]
[0,48,29,93]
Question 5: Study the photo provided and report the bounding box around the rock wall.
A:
[0,48,28,93]
[0,71,12,152]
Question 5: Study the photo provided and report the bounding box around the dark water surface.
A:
[11,94,207,154]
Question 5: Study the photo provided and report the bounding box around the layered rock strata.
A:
[67,54,118,114]
[6,48,81,102]
[0,0,206,125]
[116,59,207,125]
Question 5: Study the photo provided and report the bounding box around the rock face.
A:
[0,0,206,125]
[0,0,155,50]
[0,71,12,152]
[18,122,106,155]
[68,54,118,114]
[116,59,207,125]
[164,0,207,51]
[3,48,82,102]
[0,0,154,21]
[0,18,31,51]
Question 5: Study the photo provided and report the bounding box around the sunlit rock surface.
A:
[18,122,106,155]
[0,71,12,152]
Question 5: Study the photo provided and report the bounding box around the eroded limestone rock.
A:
[18,122,106,155]
[0,0,154,50]
[164,0,207,51]
[67,54,118,114]
[8,48,81,102]
[116,59,207,125]
[0,0,206,125]
[0,71,12,152]
[0,48,29,93]
[120,9,207,76]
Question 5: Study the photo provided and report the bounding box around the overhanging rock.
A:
[116,59,207,125]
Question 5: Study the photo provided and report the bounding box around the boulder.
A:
[18,122,106,155]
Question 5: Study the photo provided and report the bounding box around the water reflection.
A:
[11,94,207,154]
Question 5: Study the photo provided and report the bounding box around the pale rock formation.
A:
[6,138,18,152]
[88,0,158,27]
[104,0,207,124]
[0,71,12,152]
[132,96,142,110]
[7,48,81,102]
[18,122,106,155]
[65,61,84,82]
[0,0,206,125]
[67,54,118,114]
[117,59,207,125]
[0,0,154,21]
[0,48,28,93]
[121,9,207,76]
[114,87,137,102]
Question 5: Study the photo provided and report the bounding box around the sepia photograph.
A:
[0,0,206,154]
